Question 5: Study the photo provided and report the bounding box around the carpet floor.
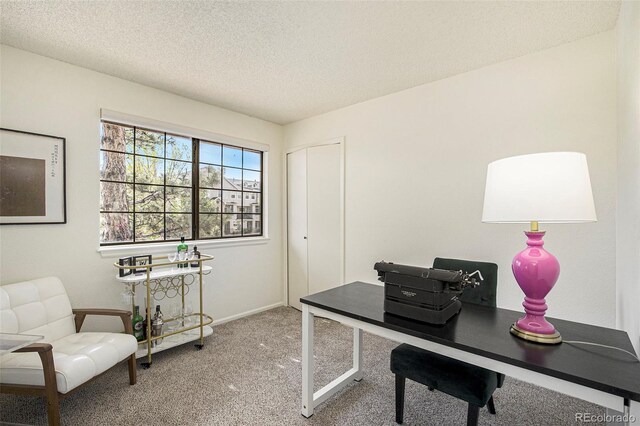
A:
[0,306,605,425]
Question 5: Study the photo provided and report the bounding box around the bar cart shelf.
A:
[133,324,214,359]
[114,254,214,368]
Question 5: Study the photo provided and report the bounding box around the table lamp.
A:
[482,152,597,344]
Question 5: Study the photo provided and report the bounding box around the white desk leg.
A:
[353,327,363,382]
[302,304,315,418]
[626,400,639,426]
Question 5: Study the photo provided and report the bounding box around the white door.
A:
[307,144,341,295]
[287,143,342,310]
[287,149,308,310]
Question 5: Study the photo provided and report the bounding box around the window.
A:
[99,122,263,245]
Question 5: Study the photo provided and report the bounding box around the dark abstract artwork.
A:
[0,128,66,224]
[0,155,46,216]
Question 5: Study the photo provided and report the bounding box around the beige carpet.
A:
[0,306,604,425]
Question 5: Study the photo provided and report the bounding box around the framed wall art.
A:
[132,254,153,274]
[118,256,134,277]
[0,128,66,225]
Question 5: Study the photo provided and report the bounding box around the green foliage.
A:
[199,189,221,213]
[199,214,221,238]
[101,124,192,242]
[200,165,221,188]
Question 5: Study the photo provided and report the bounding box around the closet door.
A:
[306,144,341,295]
[287,149,308,310]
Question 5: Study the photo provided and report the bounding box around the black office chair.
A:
[390,257,505,426]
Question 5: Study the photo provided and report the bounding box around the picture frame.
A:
[0,128,66,225]
[133,254,153,274]
[118,256,134,277]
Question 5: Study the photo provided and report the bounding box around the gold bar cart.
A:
[114,254,214,368]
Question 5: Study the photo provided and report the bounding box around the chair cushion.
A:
[0,332,137,393]
[0,277,75,341]
[391,343,498,407]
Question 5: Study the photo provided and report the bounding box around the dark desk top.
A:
[301,282,640,402]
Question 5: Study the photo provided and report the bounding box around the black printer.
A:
[374,261,482,325]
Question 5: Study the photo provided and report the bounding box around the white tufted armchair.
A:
[0,277,137,425]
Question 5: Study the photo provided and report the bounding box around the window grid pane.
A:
[100,121,263,245]
[196,140,263,241]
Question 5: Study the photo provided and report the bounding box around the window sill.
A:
[97,236,270,258]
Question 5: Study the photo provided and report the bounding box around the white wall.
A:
[0,46,284,331]
[1,27,625,336]
[616,1,640,353]
[284,32,617,328]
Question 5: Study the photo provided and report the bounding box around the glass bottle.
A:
[190,245,200,268]
[151,305,164,346]
[142,298,149,342]
[177,237,188,268]
[142,313,148,341]
[132,305,144,342]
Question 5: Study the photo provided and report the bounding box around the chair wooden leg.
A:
[38,349,60,426]
[466,403,480,426]
[395,375,405,424]
[487,396,496,415]
[128,354,137,385]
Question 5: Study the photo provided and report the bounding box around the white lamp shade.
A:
[482,152,597,223]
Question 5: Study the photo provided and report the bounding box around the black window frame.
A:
[99,121,264,246]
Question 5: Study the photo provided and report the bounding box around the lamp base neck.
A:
[510,323,562,345]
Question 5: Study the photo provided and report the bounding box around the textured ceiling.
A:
[0,1,621,124]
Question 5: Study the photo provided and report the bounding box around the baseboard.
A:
[211,302,284,326]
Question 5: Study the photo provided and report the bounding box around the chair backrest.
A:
[432,257,498,307]
[0,277,76,342]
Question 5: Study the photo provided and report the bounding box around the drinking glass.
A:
[171,303,182,321]
[120,284,134,306]
[164,302,181,333]
[183,301,194,332]
[168,252,177,263]
[185,250,194,268]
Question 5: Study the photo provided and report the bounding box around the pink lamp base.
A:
[510,323,562,344]
[510,231,563,345]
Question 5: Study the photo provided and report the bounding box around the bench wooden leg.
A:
[467,403,480,426]
[38,349,60,426]
[487,395,496,415]
[128,354,137,385]
[395,375,405,424]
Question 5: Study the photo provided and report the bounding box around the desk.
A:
[300,282,640,424]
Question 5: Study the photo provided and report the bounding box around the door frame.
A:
[283,137,345,308]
